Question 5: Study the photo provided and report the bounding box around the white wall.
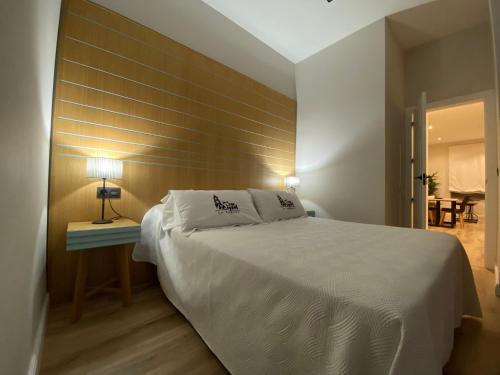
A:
[428,143,452,198]
[0,0,61,374]
[93,0,296,99]
[483,91,500,270]
[489,0,500,287]
[386,21,406,226]
[405,23,495,106]
[295,20,387,224]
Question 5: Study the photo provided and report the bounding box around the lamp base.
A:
[92,218,113,225]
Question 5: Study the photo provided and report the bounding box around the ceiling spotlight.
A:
[437,137,442,141]
[428,125,433,130]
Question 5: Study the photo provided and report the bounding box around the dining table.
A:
[428,197,459,228]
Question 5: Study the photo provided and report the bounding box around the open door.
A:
[413,92,428,229]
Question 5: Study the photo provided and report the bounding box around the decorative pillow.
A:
[169,190,262,232]
[248,189,307,222]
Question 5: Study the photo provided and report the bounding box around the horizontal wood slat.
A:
[65,2,296,113]
[58,55,296,137]
[61,36,295,130]
[56,82,295,153]
[48,0,297,304]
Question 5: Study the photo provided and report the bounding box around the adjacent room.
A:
[427,102,487,268]
[1,0,500,374]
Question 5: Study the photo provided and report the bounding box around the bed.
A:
[133,204,481,375]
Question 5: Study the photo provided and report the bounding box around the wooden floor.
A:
[40,286,228,375]
[429,215,500,374]
[429,212,486,269]
[41,221,500,375]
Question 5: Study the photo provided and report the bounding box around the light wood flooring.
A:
[429,212,485,268]
[40,286,228,375]
[429,215,500,374]
[41,220,500,375]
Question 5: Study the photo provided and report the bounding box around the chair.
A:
[439,196,470,228]
[428,202,436,225]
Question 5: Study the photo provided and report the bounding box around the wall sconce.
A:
[285,176,300,193]
[86,157,123,224]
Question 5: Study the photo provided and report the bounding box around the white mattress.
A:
[141,213,481,375]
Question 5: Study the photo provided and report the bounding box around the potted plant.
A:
[427,172,440,199]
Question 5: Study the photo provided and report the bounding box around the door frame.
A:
[404,90,498,270]
[403,108,415,228]
[415,92,428,229]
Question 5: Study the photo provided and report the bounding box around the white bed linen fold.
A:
[132,204,164,265]
[152,217,480,375]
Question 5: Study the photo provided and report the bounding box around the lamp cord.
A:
[107,196,133,221]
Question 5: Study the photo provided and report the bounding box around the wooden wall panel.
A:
[48,0,297,304]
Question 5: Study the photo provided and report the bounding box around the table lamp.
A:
[86,157,123,224]
[285,176,300,193]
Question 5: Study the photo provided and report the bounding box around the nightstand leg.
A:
[116,247,132,306]
[72,251,89,322]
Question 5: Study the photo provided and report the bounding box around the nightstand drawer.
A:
[66,220,141,251]
[67,230,140,251]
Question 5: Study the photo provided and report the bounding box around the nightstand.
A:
[67,218,141,322]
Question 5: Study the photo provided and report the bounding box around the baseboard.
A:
[28,293,49,375]
[495,266,500,297]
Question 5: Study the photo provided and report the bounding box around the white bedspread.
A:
[147,217,480,375]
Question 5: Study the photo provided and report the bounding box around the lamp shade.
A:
[285,176,300,188]
[86,157,123,179]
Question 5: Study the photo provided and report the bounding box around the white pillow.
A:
[169,190,262,232]
[248,189,306,222]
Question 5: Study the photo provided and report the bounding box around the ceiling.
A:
[91,0,489,65]
[388,0,490,50]
[199,0,433,63]
[427,102,484,146]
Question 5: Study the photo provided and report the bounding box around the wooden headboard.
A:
[48,0,297,304]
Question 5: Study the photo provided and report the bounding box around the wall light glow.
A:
[285,176,301,188]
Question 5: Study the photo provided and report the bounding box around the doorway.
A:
[426,100,486,267]
[408,90,498,270]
